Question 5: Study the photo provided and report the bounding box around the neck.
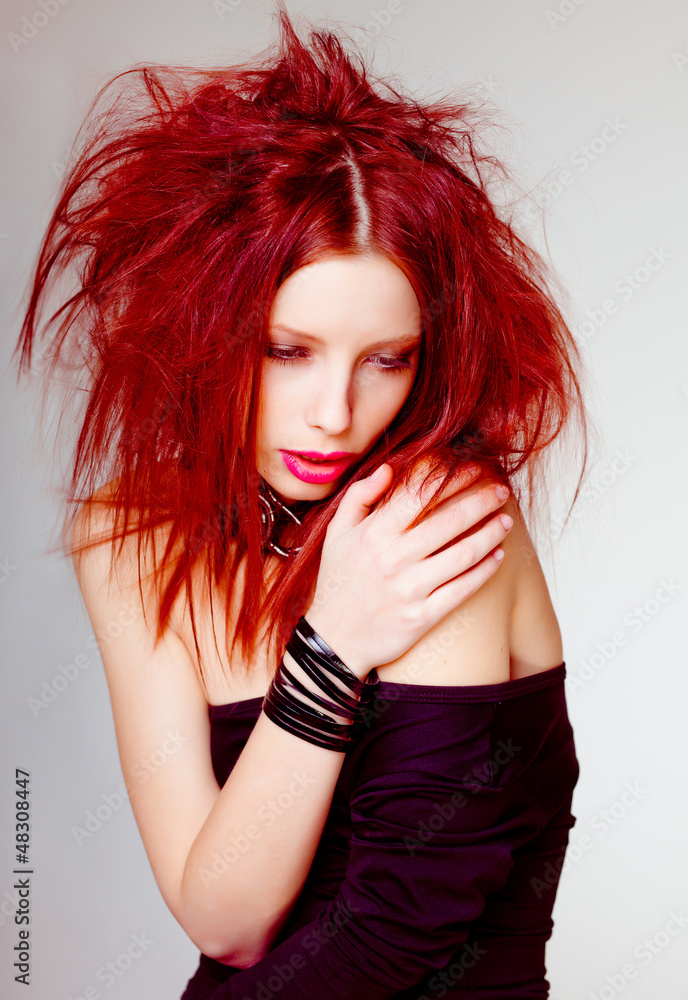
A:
[259,478,327,557]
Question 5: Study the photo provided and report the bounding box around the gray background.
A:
[2,1,688,998]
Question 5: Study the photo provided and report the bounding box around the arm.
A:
[70,490,353,967]
[205,740,518,999]
[205,501,527,999]
[72,467,513,969]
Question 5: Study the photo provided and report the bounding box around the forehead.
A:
[269,254,422,343]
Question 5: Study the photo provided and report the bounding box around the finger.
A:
[410,510,512,598]
[421,544,506,628]
[333,463,394,531]
[380,460,482,535]
[402,481,510,564]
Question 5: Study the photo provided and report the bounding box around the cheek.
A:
[256,374,278,445]
[258,371,291,423]
[363,374,415,425]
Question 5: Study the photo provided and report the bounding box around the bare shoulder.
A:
[70,480,221,935]
[70,478,205,721]
[72,477,163,592]
[70,478,192,628]
[503,492,564,677]
[373,475,562,686]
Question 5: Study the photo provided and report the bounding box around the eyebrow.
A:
[270,325,422,351]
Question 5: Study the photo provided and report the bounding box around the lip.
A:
[294,450,354,461]
[280,450,356,484]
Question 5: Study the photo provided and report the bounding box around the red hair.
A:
[12,2,592,683]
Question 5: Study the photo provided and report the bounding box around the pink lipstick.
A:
[280,450,356,484]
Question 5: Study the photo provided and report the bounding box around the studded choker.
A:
[258,478,324,558]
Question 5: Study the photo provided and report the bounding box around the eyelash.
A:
[265,346,414,373]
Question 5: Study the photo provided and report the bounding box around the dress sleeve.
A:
[207,751,521,1000]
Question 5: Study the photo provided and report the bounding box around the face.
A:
[256,253,423,503]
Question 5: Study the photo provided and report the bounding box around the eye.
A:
[371,354,414,372]
[265,346,415,373]
[265,346,307,365]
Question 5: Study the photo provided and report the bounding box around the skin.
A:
[256,251,423,507]
[71,250,558,971]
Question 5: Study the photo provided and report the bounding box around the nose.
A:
[305,367,354,435]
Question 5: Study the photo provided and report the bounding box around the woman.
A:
[13,5,589,997]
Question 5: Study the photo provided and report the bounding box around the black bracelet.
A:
[263,653,375,750]
[262,616,379,752]
[293,617,367,694]
[285,634,362,712]
[263,672,364,751]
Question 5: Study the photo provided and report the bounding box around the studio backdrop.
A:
[2,1,687,998]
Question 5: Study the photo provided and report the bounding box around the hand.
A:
[303,459,513,678]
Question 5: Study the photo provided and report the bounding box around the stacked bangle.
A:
[262,616,380,751]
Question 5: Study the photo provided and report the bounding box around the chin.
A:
[277,480,333,504]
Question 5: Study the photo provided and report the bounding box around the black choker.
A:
[258,479,322,558]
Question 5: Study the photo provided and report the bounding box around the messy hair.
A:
[12,2,591,683]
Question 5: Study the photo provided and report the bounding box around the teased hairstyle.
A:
[13,2,592,685]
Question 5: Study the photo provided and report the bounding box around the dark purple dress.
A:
[180,662,579,999]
